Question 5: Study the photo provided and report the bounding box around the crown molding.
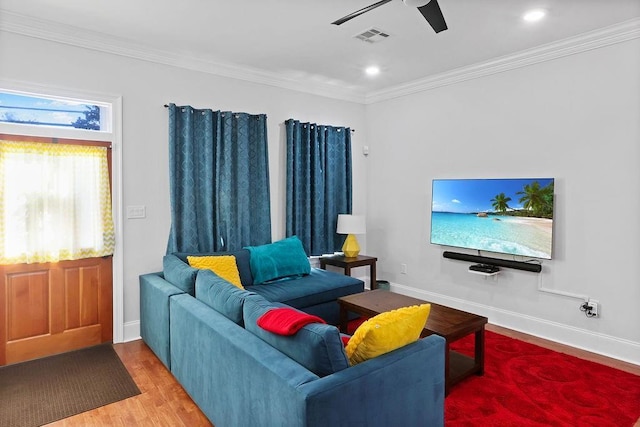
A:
[0,11,367,104]
[365,18,640,104]
[1,11,638,106]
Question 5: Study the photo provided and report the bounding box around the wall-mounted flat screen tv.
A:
[430,178,554,259]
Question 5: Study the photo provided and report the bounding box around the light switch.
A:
[127,205,146,219]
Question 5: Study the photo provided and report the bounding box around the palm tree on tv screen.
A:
[490,193,512,213]
[517,181,554,218]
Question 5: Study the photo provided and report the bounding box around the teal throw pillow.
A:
[245,236,311,285]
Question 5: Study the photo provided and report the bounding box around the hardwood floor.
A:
[45,325,639,427]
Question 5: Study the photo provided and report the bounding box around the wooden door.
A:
[0,256,112,365]
[0,134,114,366]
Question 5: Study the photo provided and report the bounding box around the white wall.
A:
[0,32,368,334]
[365,38,640,364]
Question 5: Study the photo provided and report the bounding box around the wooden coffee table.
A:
[338,290,488,395]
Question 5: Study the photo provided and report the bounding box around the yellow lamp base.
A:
[342,234,360,258]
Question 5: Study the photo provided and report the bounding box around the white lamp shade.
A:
[336,214,366,235]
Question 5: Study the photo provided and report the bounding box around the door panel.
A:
[7,270,51,340]
[0,256,112,365]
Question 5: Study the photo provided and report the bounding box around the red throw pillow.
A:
[257,308,326,335]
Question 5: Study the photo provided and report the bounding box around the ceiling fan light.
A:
[403,0,430,8]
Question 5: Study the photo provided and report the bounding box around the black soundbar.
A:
[443,251,542,273]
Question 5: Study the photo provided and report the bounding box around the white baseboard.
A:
[122,320,141,343]
[391,283,640,366]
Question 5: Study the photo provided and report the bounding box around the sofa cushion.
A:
[187,255,244,289]
[163,254,198,295]
[196,269,255,325]
[244,236,311,285]
[174,249,254,286]
[246,268,363,309]
[243,294,349,377]
[346,304,431,365]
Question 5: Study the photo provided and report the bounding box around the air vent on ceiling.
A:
[354,28,390,44]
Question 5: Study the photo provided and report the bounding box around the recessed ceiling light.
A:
[365,66,380,76]
[523,9,546,22]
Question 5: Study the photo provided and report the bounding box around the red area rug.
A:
[446,330,640,426]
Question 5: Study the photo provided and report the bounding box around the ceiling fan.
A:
[332,0,448,33]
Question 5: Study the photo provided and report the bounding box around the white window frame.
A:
[0,87,113,135]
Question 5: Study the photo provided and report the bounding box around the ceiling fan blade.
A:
[332,0,394,25]
[417,0,448,33]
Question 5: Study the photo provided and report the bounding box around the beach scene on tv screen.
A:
[431,178,554,259]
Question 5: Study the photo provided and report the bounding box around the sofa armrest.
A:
[299,335,446,427]
[139,272,186,369]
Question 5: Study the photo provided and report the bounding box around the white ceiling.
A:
[1,0,639,101]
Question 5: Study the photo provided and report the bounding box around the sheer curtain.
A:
[0,140,115,264]
[285,119,352,256]
[166,104,271,253]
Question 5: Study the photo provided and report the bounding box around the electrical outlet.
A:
[586,300,599,317]
[400,263,407,274]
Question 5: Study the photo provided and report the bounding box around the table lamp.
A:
[337,214,366,258]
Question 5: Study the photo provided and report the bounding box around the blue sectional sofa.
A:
[139,241,446,426]
[140,244,364,369]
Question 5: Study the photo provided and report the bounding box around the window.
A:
[0,139,115,264]
[0,90,109,132]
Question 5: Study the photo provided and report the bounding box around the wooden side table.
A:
[319,255,378,290]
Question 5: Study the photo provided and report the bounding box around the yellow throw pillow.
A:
[345,304,431,365]
[187,255,244,289]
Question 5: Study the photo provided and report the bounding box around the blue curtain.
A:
[285,119,352,256]
[167,104,271,253]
